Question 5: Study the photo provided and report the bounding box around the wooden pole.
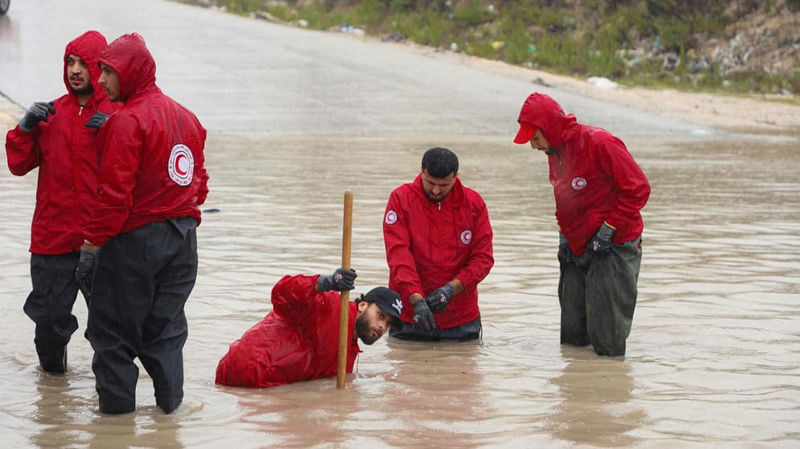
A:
[336,190,353,389]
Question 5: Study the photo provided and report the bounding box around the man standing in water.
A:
[383,147,494,341]
[215,268,403,387]
[4,30,116,374]
[513,92,650,356]
[76,33,208,414]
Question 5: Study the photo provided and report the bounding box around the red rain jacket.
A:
[383,175,494,329]
[215,274,360,388]
[517,93,650,256]
[5,31,117,254]
[83,33,208,246]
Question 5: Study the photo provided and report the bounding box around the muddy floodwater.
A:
[1,0,799,446]
[1,128,799,448]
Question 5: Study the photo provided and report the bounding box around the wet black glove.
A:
[558,232,572,265]
[588,222,616,253]
[412,299,436,332]
[19,101,55,132]
[84,111,109,129]
[317,268,357,292]
[75,246,99,300]
[424,283,455,313]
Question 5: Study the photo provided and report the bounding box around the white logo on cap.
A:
[460,229,472,245]
[168,144,194,186]
[392,298,403,314]
[385,210,398,225]
[571,177,587,191]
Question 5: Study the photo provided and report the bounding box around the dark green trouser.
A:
[558,237,642,356]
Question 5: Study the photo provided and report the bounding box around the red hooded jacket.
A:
[517,93,650,256]
[383,175,494,329]
[215,274,361,388]
[83,33,208,246]
[5,31,118,254]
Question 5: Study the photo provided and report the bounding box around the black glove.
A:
[84,111,109,129]
[317,268,357,292]
[412,299,436,332]
[588,222,616,253]
[19,101,55,132]
[424,283,455,313]
[75,246,99,300]
[558,232,572,265]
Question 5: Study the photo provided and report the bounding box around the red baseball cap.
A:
[513,122,537,144]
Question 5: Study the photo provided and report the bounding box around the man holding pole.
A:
[383,147,494,341]
[215,268,403,388]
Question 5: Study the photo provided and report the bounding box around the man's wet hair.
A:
[421,147,458,178]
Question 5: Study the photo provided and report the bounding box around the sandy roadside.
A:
[375,38,800,138]
[2,39,798,139]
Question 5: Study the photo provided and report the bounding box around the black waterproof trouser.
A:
[559,237,642,356]
[389,317,482,342]
[24,252,82,373]
[86,218,197,414]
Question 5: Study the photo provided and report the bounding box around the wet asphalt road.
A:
[0,0,703,139]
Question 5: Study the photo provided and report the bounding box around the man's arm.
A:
[82,114,142,247]
[454,196,494,291]
[382,190,425,303]
[271,274,323,324]
[195,126,209,206]
[595,136,651,234]
[5,127,42,176]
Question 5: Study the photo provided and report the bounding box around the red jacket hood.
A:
[516,92,579,149]
[99,33,157,102]
[63,30,108,102]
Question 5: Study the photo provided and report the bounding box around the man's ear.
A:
[356,301,369,315]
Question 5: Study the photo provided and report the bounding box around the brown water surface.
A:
[1,131,799,448]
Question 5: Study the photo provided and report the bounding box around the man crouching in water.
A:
[215,267,402,388]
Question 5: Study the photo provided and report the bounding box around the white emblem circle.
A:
[385,210,398,225]
[168,144,194,187]
[460,229,472,245]
[571,177,587,191]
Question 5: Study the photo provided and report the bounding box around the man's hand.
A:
[19,102,55,132]
[412,299,436,332]
[75,244,100,300]
[317,268,357,292]
[558,232,572,265]
[84,111,109,129]
[588,222,616,253]
[424,283,455,313]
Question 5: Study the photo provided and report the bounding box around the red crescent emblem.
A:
[175,154,187,176]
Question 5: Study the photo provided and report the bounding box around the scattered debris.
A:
[532,76,550,87]
[382,31,406,43]
[332,24,365,37]
[587,76,619,89]
[251,10,280,23]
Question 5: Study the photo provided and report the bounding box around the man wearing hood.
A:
[76,33,208,414]
[216,268,403,388]
[513,92,650,356]
[382,147,494,341]
[5,30,117,374]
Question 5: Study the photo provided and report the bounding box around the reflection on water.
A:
[1,131,799,448]
[547,347,644,447]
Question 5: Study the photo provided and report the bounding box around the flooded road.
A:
[1,1,800,448]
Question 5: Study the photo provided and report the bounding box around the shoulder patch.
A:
[571,176,587,191]
[385,210,398,225]
[168,144,194,186]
